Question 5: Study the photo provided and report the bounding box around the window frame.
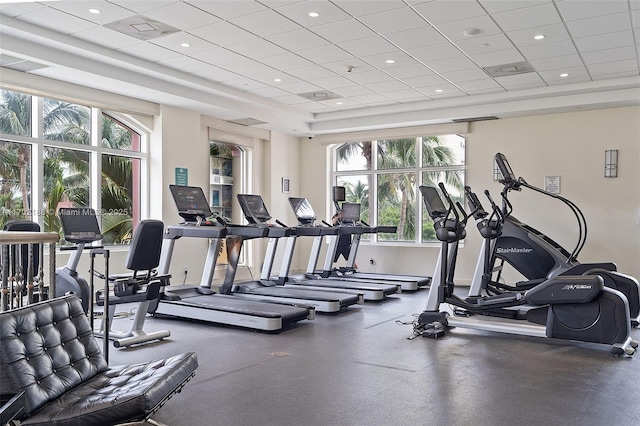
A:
[331,135,465,246]
[0,89,149,246]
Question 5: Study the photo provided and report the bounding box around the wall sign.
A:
[175,167,188,186]
[545,175,560,194]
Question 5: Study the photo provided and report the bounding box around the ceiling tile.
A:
[506,23,571,47]
[226,38,287,59]
[265,28,329,51]
[469,48,525,67]
[0,2,46,17]
[17,7,97,34]
[275,80,322,94]
[186,0,267,20]
[491,3,562,32]
[150,31,218,54]
[455,33,516,55]
[367,79,412,93]
[118,42,181,62]
[349,92,395,105]
[441,67,492,83]
[285,65,337,81]
[157,55,211,73]
[322,58,375,75]
[418,83,465,97]
[223,76,268,91]
[331,0,405,17]
[295,43,353,63]
[361,51,417,69]
[188,21,257,46]
[519,40,578,60]
[587,59,639,75]
[566,12,632,38]
[312,75,361,90]
[528,54,584,71]
[455,77,503,92]
[274,1,352,27]
[478,0,551,14]
[591,71,638,80]
[107,1,180,14]
[309,18,377,43]
[539,66,590,83]
[190,66,241,82]
[72,26,140,49]
[335,85,375,97]
[247,86,291,98]
[427,56,479,73]
[574,31,635,53]
[382,88,426,102]
[144,2,220,30]
[345,69,394,85]
[556,0,629,21]
[581,46,638,65]
[403,74,450,88]
[50,1,134,25]
[385,26,448,50]
[340,36,398,57]
[412,0,487,24]
[190,47,247,66]
[270,93,312,106]
[494,72,546,89]
[230,9,301,37]
[408,43,466,62]
[434,15,503,42]
[358,7,429,34]
[222,60,278,77]
[384,63,435,79]
[258,52,316,70]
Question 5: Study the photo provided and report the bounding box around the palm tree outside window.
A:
[333,134,465,244]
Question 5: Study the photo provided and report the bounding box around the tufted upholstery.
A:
[0,295,197,426]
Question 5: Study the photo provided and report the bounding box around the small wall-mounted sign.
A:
[545,175,560,194]
[282,177,290,194]
[175,167,188,186]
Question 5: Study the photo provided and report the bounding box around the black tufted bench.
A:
[0,295,197,425]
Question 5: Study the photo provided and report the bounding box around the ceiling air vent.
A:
[227,118,267,126]
[297,90,342,101]
[105,15,180,41]
[453,116,499,123]
[483,61,535,77]
[0,54,48,72]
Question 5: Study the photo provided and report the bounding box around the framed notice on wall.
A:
[545,175,560,194]
[175,167,188,186]
[282,177,290,194]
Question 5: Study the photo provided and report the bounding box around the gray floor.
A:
[107,290,640,426]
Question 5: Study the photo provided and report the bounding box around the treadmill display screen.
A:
[58,208,102,242]
[169,185,212,221]
[289,198,316,224]
[341,202,361,224]
[237,194,271,224]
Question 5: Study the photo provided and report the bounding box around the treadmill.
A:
[216,194,362,313]
[275,197,399,302]
[327,203,431,292]
[150,185,314,332]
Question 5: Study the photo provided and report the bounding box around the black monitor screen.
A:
[58,208,102,242]
[341,202,361,223]
[289,197,316,224]
[419,186,447,219]
[169,185,212,221]
[237,194,271,224]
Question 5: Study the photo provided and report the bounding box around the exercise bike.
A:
[57,208,170,348]
[417,183,637,356]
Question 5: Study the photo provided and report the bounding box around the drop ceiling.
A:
[0,0,639,136]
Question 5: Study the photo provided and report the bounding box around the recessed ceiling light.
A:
[336,101,343,105]
[274,78,282,82]
[560,73,569,77]
[385,59,395,64]
[435,89,444,93]
[534,34,545,40]
[309,12,319,18]
[181,42,191,48]
[89,8,100,14]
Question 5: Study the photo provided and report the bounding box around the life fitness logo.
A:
[496,247,534,254]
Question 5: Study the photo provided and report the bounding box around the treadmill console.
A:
[169,185,213,222]
[58,208,103,243]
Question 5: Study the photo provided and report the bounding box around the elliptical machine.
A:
[467,153,640,326]
[417,183,637,356]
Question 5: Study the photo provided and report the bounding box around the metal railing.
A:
[0,231,58,312]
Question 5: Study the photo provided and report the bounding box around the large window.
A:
[332,134,465,244]
[0,89,146,245]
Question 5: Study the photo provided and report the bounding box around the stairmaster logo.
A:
[562,284,592,290]
[496,247,534,254]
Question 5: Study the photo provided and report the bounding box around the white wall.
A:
[300,106,640,283]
